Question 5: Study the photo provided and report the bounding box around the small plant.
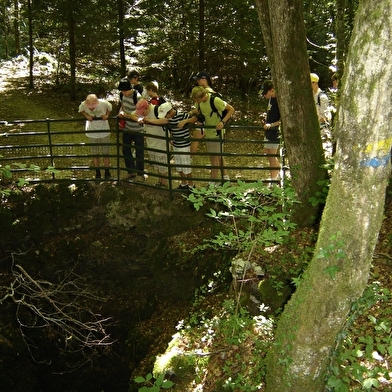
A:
[187,180,298,254]
[0,158,57,195]
[309,178,330,206]
[134,373,174,391]
[326,281,392,391]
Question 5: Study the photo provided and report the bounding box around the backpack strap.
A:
[209,95,223,119]
[153,105,159,119]
[152,105,168,133]
[317,91,327,106]
[133,90,138,105]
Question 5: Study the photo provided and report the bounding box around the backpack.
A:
[316,91,332,124]
[199,93,231,127]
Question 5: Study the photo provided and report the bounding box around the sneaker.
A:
[177,184,189,191]
[104,171,112,179]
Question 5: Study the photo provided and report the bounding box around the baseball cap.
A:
[196,71,210,80]
[157,102,172,118]
[118,78,132,91]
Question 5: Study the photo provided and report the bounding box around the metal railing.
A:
[0,117,286,198]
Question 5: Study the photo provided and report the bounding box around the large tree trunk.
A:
[266,1,392,390]
[255,0,327,227]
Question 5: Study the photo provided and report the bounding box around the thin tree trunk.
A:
[335,0,347,76]
[118,0,126,76]
[28,0,34,89]
[198,0,205,70]
[13,0,20,55]
[68,0,76,101]
[266,1,392,390]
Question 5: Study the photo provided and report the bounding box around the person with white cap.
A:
[144,102,196,191]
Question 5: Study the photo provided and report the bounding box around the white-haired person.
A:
[78,94,112,179]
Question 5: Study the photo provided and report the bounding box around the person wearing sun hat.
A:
[136,99,170,187]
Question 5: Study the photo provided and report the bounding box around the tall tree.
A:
[117,0,126,76]
[13,0,20,54]
[67,0,77,100]
[27,0,33,89]
[255,0,327,227]
[265,0,392,390]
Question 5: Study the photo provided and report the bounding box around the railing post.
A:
[165,127,173,200]
[46,118,55,180]
[115,117,121,185]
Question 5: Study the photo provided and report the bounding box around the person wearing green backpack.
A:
[190,86,234,186]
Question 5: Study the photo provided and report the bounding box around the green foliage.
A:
[187,180,298,254]
[326,281,392,391]
[134,373,174,391]
[0,158,58,195]
[167,298,273,391]
[309,178,330,206]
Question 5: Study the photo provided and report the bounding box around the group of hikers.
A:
[79,70,334,188]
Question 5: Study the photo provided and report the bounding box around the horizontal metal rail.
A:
[0,117,287,198]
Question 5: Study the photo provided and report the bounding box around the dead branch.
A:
[0,253,116,369]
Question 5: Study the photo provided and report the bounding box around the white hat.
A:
[157,102,172,118]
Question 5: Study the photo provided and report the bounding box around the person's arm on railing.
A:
[177,115,198,129]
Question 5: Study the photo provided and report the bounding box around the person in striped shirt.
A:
[144,102,196,191]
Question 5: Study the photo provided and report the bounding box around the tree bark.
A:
[117,0,126,77]
[67,0,77,101]
[266,1,392,390]
[255,0,327,227]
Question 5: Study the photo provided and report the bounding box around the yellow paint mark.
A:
[364,138,392,154]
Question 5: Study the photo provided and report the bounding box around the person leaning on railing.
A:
[117,78,145,182]
[189,86,234,186]
[78,94,112,179]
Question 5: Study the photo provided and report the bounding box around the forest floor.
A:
[1,56,392,391]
